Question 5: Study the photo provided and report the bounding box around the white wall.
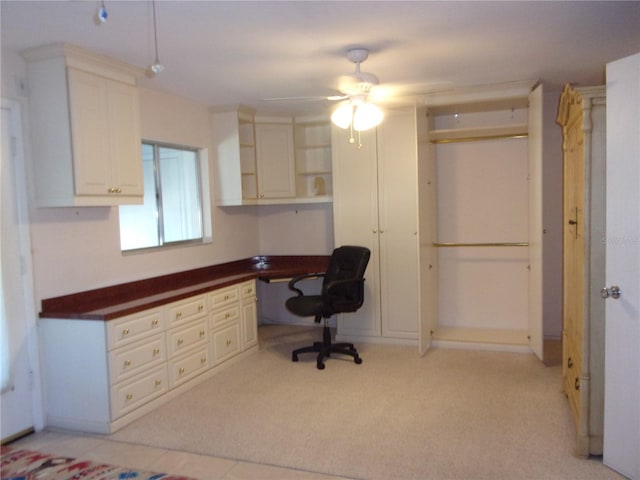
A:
[1,51,333,308]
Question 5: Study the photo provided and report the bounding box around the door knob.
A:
[601,285,622,300]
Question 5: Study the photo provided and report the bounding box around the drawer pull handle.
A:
[224,295,230,300]
[176,312,182,319]
[574,377,580,391]
[201,356,207,364]
[567,357,573,369]
[124,360,132,367]
[199,330,205,338]
[179,367,185,375]
[198,304,204,312]
[226,339,232,347]
[126,393,133,401]
[177,339,184,346]
[153,348,160,356]
[225,313,231,319]
[155,380,162,387]
[151,319,159,327]
[122,328,130,336]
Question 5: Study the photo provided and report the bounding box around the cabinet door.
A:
[68,68,112,196]
[332,127,381,337]
[242,297,258,350]
[255,123,296,198]
[106,79,143,196]
[377,109,420,339]
[68,68,143,198]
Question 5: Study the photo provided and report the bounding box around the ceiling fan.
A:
[265,47,450,146]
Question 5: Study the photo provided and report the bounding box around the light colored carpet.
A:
[108,325,620,480]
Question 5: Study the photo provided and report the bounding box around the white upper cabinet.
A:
[211,109,332,206]
[255,119,296,199]
[23,43,145,207]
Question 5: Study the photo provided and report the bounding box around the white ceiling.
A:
[2,1,639,115]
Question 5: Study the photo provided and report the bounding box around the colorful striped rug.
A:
[0,446,196,480]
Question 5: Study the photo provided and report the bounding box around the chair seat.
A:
[285,295,325,318]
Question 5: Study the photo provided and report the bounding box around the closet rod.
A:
[433,242,529,247]
[430,133,528,144]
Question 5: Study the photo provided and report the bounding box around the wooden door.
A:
[562,98,586,428]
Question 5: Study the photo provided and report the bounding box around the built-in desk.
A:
[38,255,329,434]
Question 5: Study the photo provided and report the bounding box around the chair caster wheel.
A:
[316,362,325,370]
[292,354,298,362]
[354,357,362,365]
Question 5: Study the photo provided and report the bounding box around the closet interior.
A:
[420,83,543,359]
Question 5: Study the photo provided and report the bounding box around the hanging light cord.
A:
[152,0,160,65]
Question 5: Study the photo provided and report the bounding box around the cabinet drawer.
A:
[107,308,163,350]
[209,304,240,329]
[169,347,209,388]
[111,365,168,419]
[167,295,207,327]
[240,280,256,299]
[209,285,239,311]
[212,323,241,365]
[109,333,166,385]
[167,319,208,358]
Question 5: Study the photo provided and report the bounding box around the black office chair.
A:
[286,245,370,370]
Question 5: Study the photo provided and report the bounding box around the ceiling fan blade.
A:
[263,94,347,102]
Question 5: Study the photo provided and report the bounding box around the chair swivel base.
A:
[291,325,362,370]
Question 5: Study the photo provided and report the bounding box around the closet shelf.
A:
[429,124,528,144]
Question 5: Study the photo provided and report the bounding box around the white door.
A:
[1,100,40,442]
[527,84,544,361]
[603,52,640,480]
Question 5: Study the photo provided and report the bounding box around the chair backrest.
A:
[322,246,371,314]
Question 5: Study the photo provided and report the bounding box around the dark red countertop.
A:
[40,255,329,321]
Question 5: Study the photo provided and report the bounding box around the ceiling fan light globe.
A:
[331,103,353,129]
[353,103,383,131]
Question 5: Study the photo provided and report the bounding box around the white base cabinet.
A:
[39,280,258,434]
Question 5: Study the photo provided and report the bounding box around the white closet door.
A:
[527,84,544,360]
[376,109,420,339]
[603,52,640,480]
[331,128,380,337]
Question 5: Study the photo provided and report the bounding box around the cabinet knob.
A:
[199,330,205,338]
[155,380,162,387]
[177,339,184,346]
[122,328,130,336]
[201,356,207,364]
[153,348,160,356]
[226,339,232,347]
[567,357,573,369]
[198,304,204,312]
[176,312,182,319]
[126,393,134,401]
[151,319,159,327]
[179,367,185,375]
[574,377,580,391]
[124,360,132,367]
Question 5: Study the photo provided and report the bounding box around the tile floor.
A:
[8,429,352,480]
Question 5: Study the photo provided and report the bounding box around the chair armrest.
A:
[287,272,325,296]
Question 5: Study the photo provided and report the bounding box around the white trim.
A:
[1,98,44,432]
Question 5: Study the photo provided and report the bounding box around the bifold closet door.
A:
[436,137,530,333]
